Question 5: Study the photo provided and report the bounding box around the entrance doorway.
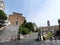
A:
[16,21,18,25]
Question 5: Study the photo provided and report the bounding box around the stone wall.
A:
[8,12,25,25]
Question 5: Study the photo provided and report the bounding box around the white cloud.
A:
[27,0,60,26]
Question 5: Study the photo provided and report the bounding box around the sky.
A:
[4,0,60,27]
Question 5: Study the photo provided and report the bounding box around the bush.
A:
[18,22,34,35]
[19,25,30,35]
[22,27,30,35]
[24,22,34,32]
[46,32,53,39]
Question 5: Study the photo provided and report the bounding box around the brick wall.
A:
[8,12,25,25]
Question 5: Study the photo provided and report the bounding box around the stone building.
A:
[8,12,25,25]
[39,25,59,32]
[0,0,5,11]
[39,20,59,33]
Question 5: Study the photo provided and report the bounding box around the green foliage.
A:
[24,22,34,32]
[46,32,53,39]
[0,10,7,20]
[23,19,26,25]
[18,25,23,34]
[18,22,34,35]
[19,25,30,35]
[22,27,30,35]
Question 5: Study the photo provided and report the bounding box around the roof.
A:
[13,12,22,15]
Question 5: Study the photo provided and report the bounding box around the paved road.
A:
[0,25,19,42]
[20,40,60,45]
[0,39,60,45]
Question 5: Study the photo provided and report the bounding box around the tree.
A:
[0,10,7,20]
[22,27,30,35]
[17,22,34,40]
[18,22,34,35]
[19,25,30,35]
[23,19,26,25]
[24,22,34,32]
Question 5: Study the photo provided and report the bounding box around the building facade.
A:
[8,12,25,25]
[39,25,59,32]
[0,0,4,11]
